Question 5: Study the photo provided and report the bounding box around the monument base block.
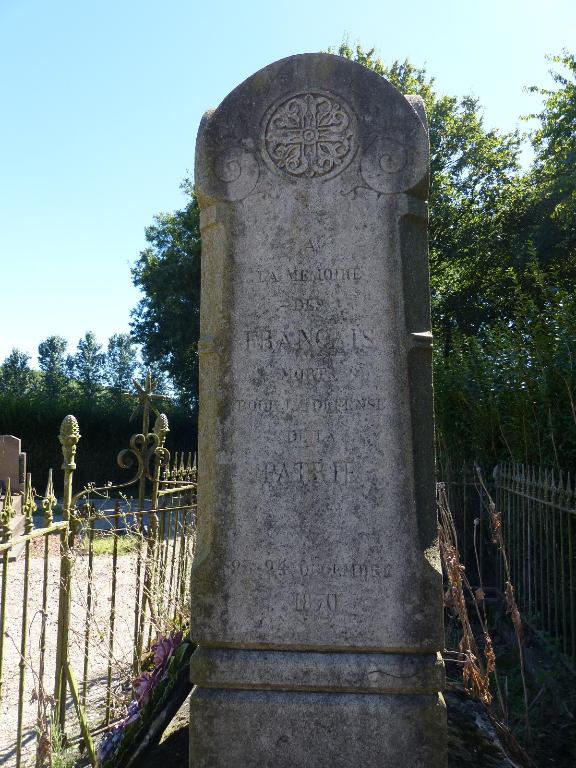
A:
[189,687,447,767]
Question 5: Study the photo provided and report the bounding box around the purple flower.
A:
[133,671,155,707]
[152,631,183,668]
[97,700,140,764]
[97,631,187,765]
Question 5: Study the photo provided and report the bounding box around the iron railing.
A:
[495,462,575,665]
[0,375,196,768]
[441,460,575,668]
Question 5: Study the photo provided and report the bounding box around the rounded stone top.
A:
[195,52,429,203]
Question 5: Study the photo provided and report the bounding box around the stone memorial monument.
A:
[190,53,446,766]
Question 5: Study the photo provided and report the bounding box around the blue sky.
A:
[0,0,574,365]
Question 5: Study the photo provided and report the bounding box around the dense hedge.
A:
[0,392,197,496]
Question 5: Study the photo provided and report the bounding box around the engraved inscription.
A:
[294,592,339,613]
[256,266,361,284]
[264,92,356,179]
[298,562,386,579]
[228,559,386,580]
[244,327,374,353]
[287,429,335,445]
[281,367,336,384]
[263,460,354,485]
[233,396,387,414]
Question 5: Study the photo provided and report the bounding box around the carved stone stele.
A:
[191,53,446,767]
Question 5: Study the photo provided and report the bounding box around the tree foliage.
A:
[38,335,69,399]
[335,43,523,350]
[106,333,139,396]
[69,331,106,401]
[130,178,201,409]
[0,349,35,396]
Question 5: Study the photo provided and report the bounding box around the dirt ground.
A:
[0,548,140,768]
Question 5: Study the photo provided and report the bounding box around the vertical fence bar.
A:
[567,500,573,663]
[567,473,575,663]
[494,464,502,591]
[536,468,543,629]
[528,466,535,618]
[37,471,56,768]
[511,465,517,598]
[544,469,552,636]
[521,465,527,611]
[16,475,35,768]
[82,513,95,705]
[0,480,13,704]
[132,527,144,675]
[558,475,567,656]
[167,492,179,617]
[54,415,81,734]
[504,463,511,591]
[174,488,186,622]
[551,472,560,640]
[105,529,119,725]
[158,459,172,623]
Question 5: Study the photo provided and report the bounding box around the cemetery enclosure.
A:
[444,462,576,669]
[0,381,196,768]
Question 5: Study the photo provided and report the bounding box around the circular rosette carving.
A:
[211,146,259,201]
[263,91,357,180]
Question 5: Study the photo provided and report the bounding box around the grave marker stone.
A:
[0,435,25,494]
[190,53,446,767]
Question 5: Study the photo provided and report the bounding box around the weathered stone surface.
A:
[190,690,446,767]
[142,690,529,768]
[191,52,445,766]
[190,648,445,693]
[0,435,23,493]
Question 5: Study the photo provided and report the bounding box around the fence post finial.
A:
[23,474,35,535]
[1,479,14,542]
[43,469,57,527]
[59,415,81,472]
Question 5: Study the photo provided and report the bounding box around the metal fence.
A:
[494,463,575,665]
[441,460,576,668]
[0,375,196,768]
[439,462,497,589]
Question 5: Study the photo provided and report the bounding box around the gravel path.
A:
[0,547,142,767]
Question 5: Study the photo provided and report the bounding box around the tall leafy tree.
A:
[505,51,576,286]
[69,332,105,401]
[38,335,69,399]
[130,178,201,409]
[334,44,522,352]
[0,349,35,395]
[105,333,139,395]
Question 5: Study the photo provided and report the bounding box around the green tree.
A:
[130,179,201,409]
[334,44,522,352]
[504,51,576,289]
[69,332,105,401]
[38,335,69,399]
[105,333,139,395]
[0,349,35,395]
